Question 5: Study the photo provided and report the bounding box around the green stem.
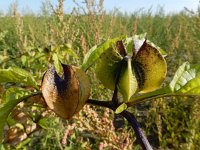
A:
[127,86,200,107]
[87,99,114,109]
[127,87,169,106]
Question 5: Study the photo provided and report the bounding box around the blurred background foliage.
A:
[0,0,200,149]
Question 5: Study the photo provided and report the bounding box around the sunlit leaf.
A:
[38,118,49,129]
[52,53,62,75]
[2,87,31,103]
[128,86,171,105]
[21,55,27,66]
[0,67,38,89]
[170,62,200,94]
[81,37,123,71]
[115,103,127,114]
[0,144,6,150]
[16,138,31,149]
[60,45,78,58]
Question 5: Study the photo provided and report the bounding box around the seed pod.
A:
[41,64,91,119]
[95,36,167,102]
[96,44,138,102]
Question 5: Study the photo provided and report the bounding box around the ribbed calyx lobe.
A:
[41,64,90,119]
[134,40,167,93]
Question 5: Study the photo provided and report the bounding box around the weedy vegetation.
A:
[0,0,200,149]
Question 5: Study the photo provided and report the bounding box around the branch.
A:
[87,99,114,110]
[127,92,200,107]
[86,99,153,150]
[121,111,153,150]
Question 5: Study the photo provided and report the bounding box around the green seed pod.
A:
[95,36,167,102]
[41,64,91,119]
[96,42,138,102]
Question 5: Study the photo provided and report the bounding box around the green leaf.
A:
[0,67,38,89]
[21,55,27,66]
[0,144,6,150]
[60,45,78,58]
[0,87,36,142]
[128,86,171,105]
[38,118,49,130]
[170,62,200,94]
[81,37,123,71]
[52,53,62,75]
[16,138,31,149]
[2,87,31,103]
[115,103,127,114]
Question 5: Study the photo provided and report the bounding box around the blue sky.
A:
[0,0,199,14]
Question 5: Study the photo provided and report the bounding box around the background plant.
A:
[0,0,200,149]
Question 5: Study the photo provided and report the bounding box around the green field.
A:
[0,1,200,149]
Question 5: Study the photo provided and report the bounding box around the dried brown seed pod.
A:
[41,64,91,119]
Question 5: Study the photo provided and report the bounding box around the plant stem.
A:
[87,99,114,109]
[127,91,200,107]
[86,56,153,150]
[86,99,153,150]
[121,111,153,150]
